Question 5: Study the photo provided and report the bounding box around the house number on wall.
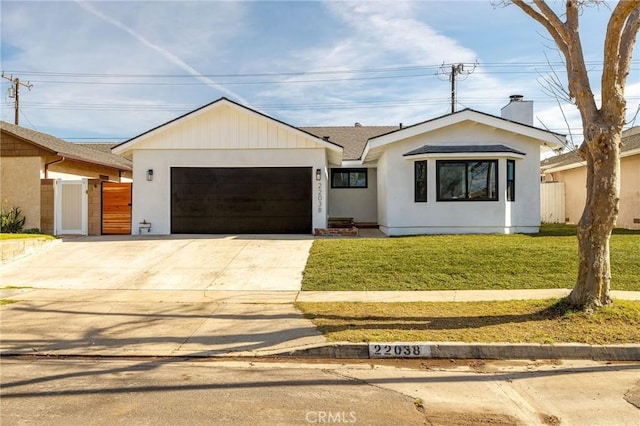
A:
[317,181,322,213]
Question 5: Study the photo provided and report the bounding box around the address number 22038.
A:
[368,344,431,358]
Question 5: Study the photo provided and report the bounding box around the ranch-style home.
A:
[113,96,564,236]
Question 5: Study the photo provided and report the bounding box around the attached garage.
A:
[171,167,312,234]
[112,97,342,235]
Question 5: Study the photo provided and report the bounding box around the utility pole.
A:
[2,72,33,125]
[438,62,477,113]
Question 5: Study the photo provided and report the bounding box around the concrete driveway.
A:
[0,235,313,291]
[0,235,325,357]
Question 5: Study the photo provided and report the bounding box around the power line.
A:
[1,72,33,125]
[438,62,478,113]
[3,59,633,79]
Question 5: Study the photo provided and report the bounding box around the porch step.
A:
[354,222,379,229]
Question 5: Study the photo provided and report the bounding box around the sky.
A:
[1,0,639,148]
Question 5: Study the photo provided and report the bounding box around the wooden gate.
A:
[102,182,132,234]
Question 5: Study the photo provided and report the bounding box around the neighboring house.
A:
[0,121,132,232]
[113,96,563,236]
[541,127,640,229]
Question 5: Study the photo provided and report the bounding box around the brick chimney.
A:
[501,95,533,126]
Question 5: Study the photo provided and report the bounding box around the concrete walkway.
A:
[297,289,640,302]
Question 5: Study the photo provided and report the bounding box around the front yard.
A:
[300,225,640,344]
[302,225,640,291]
[296,299,640,344]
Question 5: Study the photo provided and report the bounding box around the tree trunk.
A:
[567,128,621,311]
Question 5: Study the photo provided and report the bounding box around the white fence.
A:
[540,182,565,224]
[54,179,88,235]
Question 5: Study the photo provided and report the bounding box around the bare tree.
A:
[508,0,640,311]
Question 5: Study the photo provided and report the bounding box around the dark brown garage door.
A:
[171,167,312,234]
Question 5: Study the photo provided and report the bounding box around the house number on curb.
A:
[368,344,432,358]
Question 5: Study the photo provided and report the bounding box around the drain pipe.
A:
[44,155,66,178]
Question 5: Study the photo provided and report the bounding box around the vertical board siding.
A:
[540,182,566,223]
[102,182,132,234]
[135,103,326,151]
[61,183,83,229]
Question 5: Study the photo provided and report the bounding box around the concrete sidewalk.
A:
[2,287,640,359]
[297,289,640,302]
[0,288,325,357]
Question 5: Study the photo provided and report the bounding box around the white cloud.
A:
[73,1,250,104]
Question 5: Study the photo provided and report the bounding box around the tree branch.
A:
[511,0,570,56]
[602,2,640,122]
[512,1,598,122]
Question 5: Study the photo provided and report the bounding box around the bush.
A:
[23,228,42,234]
[0,206,26,233]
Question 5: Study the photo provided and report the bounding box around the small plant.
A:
[22,228,41,234]
[0,206,26,233]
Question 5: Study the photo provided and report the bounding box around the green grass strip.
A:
[297,299,640,345]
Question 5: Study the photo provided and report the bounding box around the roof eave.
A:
[361,110,565,163]
[404,152,526,160]
[55,152,132,172]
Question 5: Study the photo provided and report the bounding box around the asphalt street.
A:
[2,357,639,425]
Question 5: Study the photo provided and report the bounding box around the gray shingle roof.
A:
[300,126,399,161]
[403,144,526,157]
[0,121,131,171]
[78,143,120,153]
[540,128,640,170]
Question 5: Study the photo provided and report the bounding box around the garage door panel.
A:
[171,167,312,234]
[174,215,311,234]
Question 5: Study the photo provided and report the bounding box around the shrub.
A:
[0,206,26,233]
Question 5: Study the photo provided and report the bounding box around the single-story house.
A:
[113,96,563,236]
[541,127,640,229]
[0,120,132,233]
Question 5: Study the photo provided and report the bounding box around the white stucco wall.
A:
[377,121,542,235]
[328,167,377,222]
[132,148,328,235]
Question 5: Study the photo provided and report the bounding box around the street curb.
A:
[266,342,640,361]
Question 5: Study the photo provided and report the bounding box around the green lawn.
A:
[296,299,640,344]
[0,233,55,240]
[302,225,640,291]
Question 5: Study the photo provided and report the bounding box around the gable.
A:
[114,98,342,161]
[361,109,564,163]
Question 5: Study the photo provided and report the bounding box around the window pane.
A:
[350,171,367,188]
[438,163,466,199]
[415,161,427,202]
[332,171,349,187]
[468,162,490,199]
[507,160,515,201]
